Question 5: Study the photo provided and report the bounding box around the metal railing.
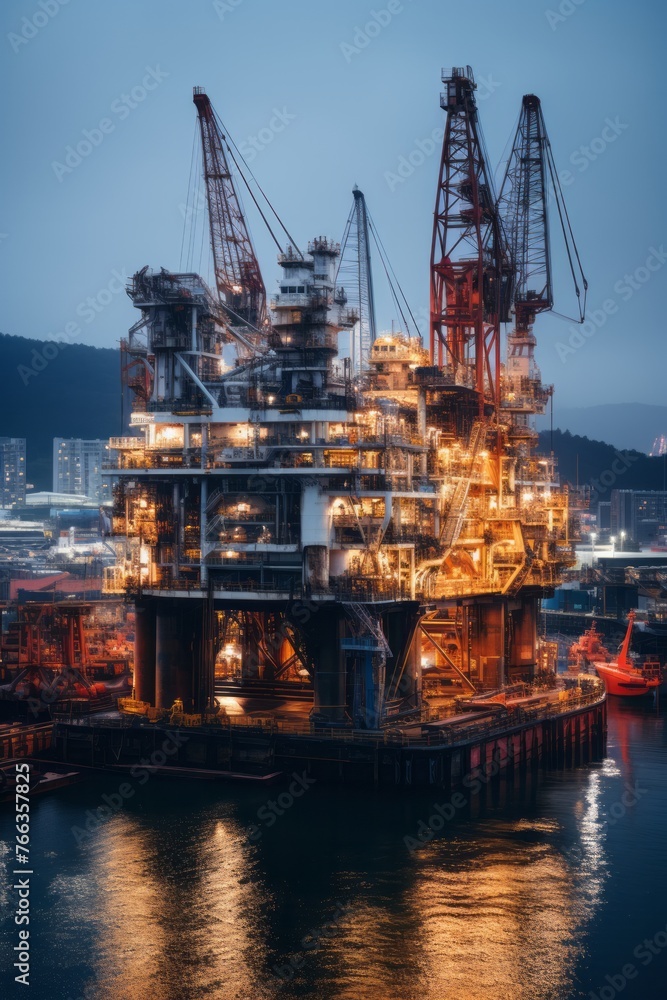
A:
[56,682,604,749]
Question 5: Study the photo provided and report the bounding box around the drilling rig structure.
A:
[106,69,587,732]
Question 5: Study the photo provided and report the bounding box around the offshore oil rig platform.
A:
[53,68,606,787]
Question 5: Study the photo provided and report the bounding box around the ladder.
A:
[439,419,486,550]
[343,603,392,657]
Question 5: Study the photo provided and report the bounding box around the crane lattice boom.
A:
[193,87,267,347]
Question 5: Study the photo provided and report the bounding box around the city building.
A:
[0,437,27,507]
[597,501,611,536]
[610,490,667,545]
[52,439,112,503]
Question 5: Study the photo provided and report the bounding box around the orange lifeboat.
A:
[592,611,663,698]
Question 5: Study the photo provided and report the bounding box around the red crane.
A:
[430,67,513,413]
[193,87,268,350]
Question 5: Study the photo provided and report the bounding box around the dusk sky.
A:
[1,0,664,413]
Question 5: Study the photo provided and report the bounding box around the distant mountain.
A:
[537,403,667,455]
[538,429,667,495]
[0,334,121,491]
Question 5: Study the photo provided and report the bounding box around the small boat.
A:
[0,762,82,803]
[591,611,663,698]
[568,621,613,673]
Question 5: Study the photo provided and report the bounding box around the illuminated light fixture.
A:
[522,491,534,503]
[267,395,275,404]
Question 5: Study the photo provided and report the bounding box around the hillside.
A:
[537,403,667,454]
[0,334,121,490]
[538,429,667,495]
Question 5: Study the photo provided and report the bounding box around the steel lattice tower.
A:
[430,66,513,411]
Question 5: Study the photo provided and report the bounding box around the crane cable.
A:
[366,212,420,338]
[544,137,588,323]
[179,120,199,271]
[213,108,303,258]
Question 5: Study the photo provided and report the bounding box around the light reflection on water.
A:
[1,700,666,1000]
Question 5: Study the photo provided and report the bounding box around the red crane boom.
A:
[193,87,267,349]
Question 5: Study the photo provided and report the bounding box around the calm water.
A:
[2,699,667,1000]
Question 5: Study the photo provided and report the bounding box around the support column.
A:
[155,599,200,712]
[133,599,157,705]
[301,483,330,593]
[507,596,538,681]
[384,603,422,705]
[200,478,208,586]
[471,600,505,689]
[305,607,347,722]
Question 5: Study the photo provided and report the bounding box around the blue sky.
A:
[1,0,664,411]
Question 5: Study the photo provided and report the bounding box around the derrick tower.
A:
[430,66,513,411]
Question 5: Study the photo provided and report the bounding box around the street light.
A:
[620,530,626,552]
